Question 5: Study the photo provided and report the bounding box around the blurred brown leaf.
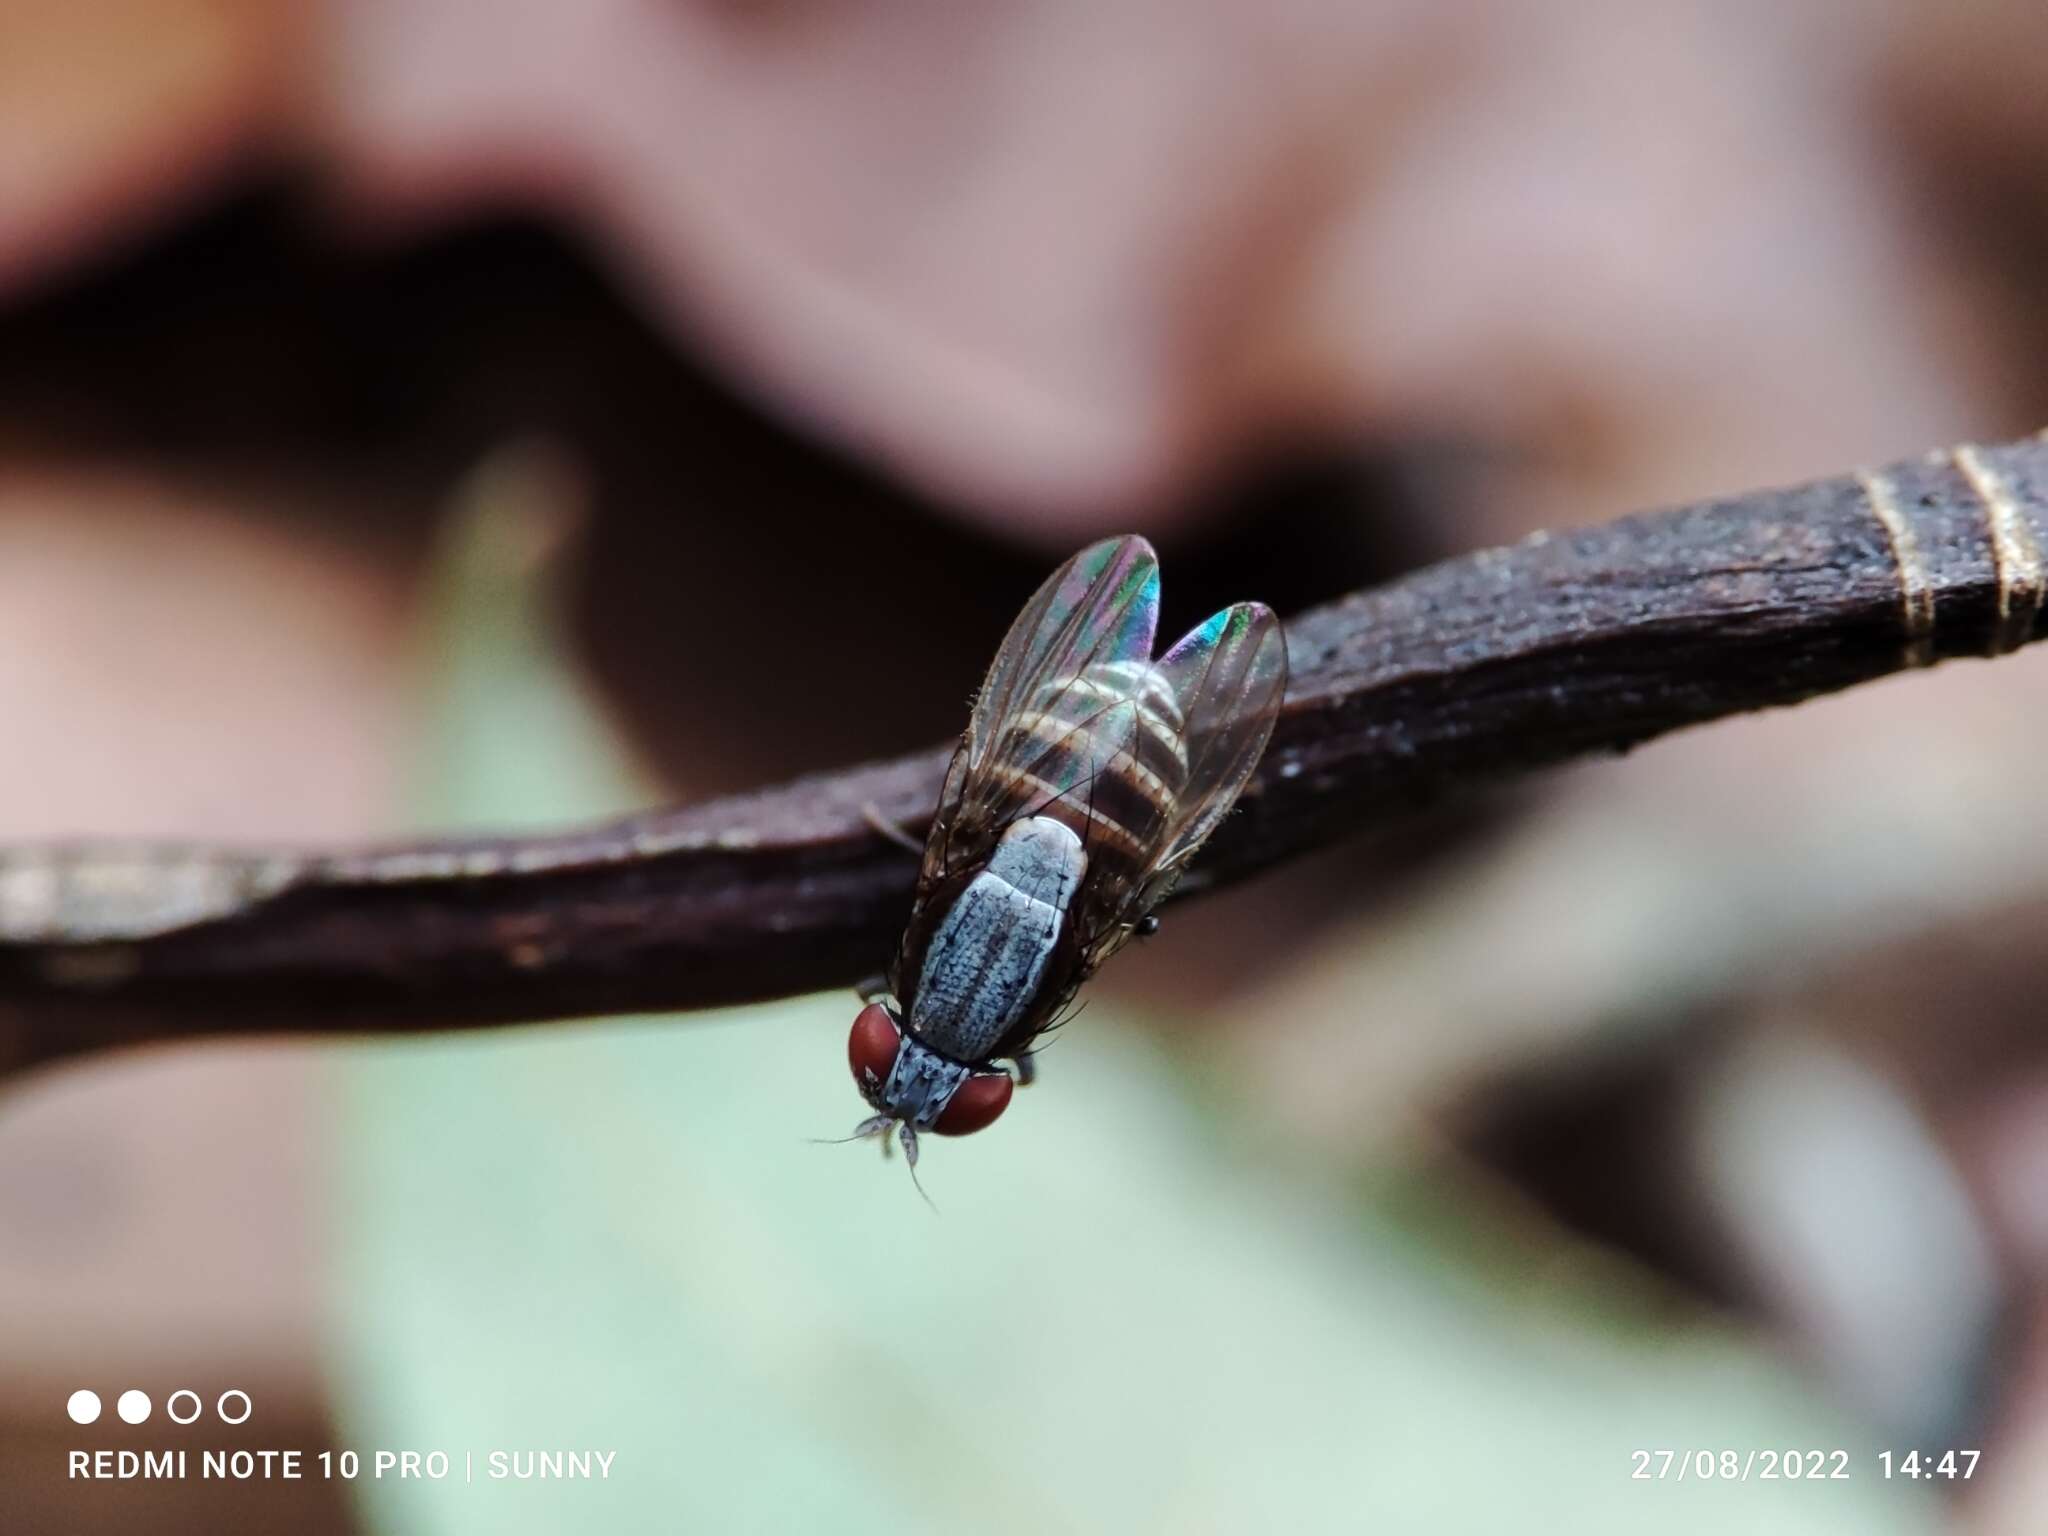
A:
[0,0,304,291]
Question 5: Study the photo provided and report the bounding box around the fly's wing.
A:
[1070,600,1287,968]
[965,536,1160,779]
[914,535,1161,900]
[917,536,1163,901]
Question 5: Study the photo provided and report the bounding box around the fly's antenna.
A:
[899,1123,939,1213]
[810,1119,936,1210]
[809,1114,894,1147]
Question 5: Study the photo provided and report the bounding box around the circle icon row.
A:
[67,1390,250,1426]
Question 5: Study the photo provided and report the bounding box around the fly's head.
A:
[845,1000,1014,1168]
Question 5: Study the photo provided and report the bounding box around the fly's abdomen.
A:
[909,817,1086,1062]
[987,658,1187,889]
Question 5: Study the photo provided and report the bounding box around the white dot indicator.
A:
[117,1390,151,1424]
[167,1390,201,1425]
[66,1390,101,1425]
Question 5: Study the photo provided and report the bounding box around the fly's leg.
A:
[861,802,925,856]
[1009,1050,1038,1088]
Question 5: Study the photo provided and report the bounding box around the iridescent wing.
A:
[914,535,1161,898]
[1066,600,1287,970]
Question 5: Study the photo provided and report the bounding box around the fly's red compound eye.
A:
[848,1003,902,1088]
[933,1070,1013,1136]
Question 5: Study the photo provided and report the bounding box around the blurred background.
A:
[4,1,2048,1530]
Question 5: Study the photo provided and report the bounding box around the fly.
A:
[843,534,1286,1174]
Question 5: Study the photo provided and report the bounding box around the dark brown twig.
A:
[5,431,2047,1076]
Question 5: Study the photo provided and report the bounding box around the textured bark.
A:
[5,432,2046,1075]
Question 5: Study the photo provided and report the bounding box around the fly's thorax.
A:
[901,816,1087,1064]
